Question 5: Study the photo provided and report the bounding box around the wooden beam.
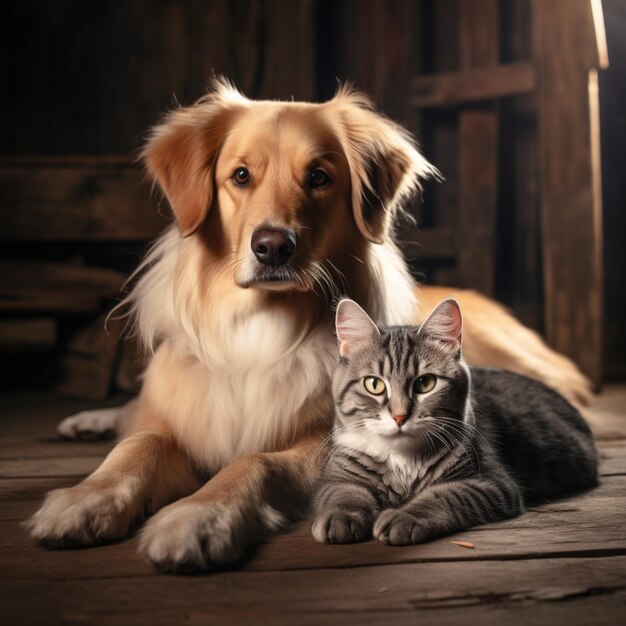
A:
[0,261,125,314]
[409,62,536,109]
[0,157,168,241]
[115,338,144,394]
[0,319,56,350]
[533,0,605,387]
[456,0,499,296]
[55,313,124,400]
[425,0,460,288]
[401,227,457,261]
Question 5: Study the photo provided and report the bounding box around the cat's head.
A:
[332,298,471,455]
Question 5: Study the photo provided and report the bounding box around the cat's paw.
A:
[373,509,429,545]
[138,501,254,573]
[26,480,140,547]
[311,509,372,544]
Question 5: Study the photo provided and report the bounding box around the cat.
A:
[312,298,599,545]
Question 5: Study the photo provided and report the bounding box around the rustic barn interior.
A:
[1,0,625,624]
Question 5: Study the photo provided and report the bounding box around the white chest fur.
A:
[142,312,337,473]
[383,452,424,496]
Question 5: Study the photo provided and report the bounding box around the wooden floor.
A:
[1,389,626,626]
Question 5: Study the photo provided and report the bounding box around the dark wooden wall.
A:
[600,0,626,380]
[0,0,623,388]
[0,0,315,157]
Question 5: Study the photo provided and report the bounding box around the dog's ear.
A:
[143,81,246,237]
[331,88,438,244]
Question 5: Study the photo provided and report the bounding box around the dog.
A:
[27,79,591,573]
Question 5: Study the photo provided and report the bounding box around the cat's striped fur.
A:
[312,299,598,545]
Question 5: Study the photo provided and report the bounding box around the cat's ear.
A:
[419,298,463,347]
[335,299,380,357]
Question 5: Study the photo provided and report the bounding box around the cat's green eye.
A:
[364,377,386,395]
[414,374,437,394]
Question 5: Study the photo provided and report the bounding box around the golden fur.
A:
[29,80,590,572]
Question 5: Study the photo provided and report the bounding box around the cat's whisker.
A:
[422,431,440,457]
[429,422,482,474]
[428,416,490,447]
[324,423,374,459]
[424,427,455,455]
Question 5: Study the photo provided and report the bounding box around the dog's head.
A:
[143,79,436,293]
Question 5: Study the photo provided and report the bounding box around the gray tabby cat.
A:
[312,298,598,545]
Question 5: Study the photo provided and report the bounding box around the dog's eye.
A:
[308,168,330,189]
[232,167,251,186]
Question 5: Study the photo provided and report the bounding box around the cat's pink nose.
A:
[393,414,407,427]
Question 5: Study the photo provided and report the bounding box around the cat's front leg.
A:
[373,476,522,546]
[311,482,379,544]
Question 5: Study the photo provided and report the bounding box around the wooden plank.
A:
[1,557,625,626]
[114,338,144,394]
[590,0,624,380]
[3,473,626,578]
[0,393,121,459]
[598,443,626,475]
[54,314,124,400]
[456,0,499,296]
[181,0,315,102]
[0,160,167,241]
[0,440,113,464]
[533,0,605,387]
[409,62,536,108]
[584,383,626,440]
[2,437,624,571]
[2,394,626,626]
[495,0,543,329]
[507,92,543,328]
[0,260,125,314]
[422,0,460,287]
[0,156,138,167]
[0,456,102,479]
[0,477,83,516]
[261,0,315,101]
[2,394,626,624]
[590,0,609,69]
[334,0,423,126]
[0,318,56,349]
[323,0,426,261]
[401,227,457,261]
[0,435,113,462]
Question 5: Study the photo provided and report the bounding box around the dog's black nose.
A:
[251,228,296,266]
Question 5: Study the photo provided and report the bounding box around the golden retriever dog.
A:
[27,79,590,572]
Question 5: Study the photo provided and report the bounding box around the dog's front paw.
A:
[138,501,252,573]
[57,407,121,440]
[373,509,429,546]
[26,481,140,547]
[311,508,372,544]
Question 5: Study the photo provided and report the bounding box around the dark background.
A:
[0,0,624,392]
